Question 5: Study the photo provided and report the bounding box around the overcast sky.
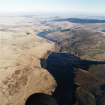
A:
[0,0,105,15]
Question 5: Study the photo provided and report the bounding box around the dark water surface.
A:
[41,53,105,105]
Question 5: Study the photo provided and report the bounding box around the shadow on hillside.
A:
[41,53,105,105]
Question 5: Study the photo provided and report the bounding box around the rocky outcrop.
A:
[0,28,56,105]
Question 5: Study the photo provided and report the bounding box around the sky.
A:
[0,0,105,16]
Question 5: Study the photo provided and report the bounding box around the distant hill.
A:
[54,18,105,24]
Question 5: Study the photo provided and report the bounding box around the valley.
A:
[1,15,105,105]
